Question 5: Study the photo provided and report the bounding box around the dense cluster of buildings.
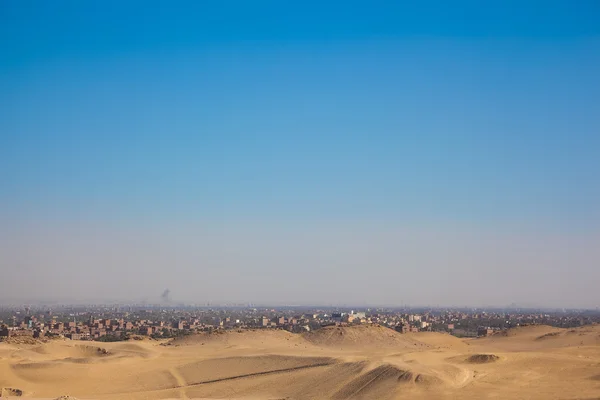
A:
[1,304,598,342]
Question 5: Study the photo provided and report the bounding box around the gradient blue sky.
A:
[1,1,599,307]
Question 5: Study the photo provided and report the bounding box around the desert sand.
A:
[1,324,599,399]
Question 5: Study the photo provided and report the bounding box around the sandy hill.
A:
[302,324,429,351]
[474,324,600,352]
[404,331,470,350]
[1,325,600,400]
[168,328,308,351]
[494,324,563,338]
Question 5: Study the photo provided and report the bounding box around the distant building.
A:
[477,327,494,337]
[3,329,34,338]
[68,333,85,340]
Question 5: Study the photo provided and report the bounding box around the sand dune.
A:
[475,324,600,352]
[332,364,416,400]
[170,328,305,349]
[302,324,428,351]
[496,324,563,338]
[404,331,469,350]
[1,325,599,399]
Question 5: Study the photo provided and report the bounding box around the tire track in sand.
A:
[169,367,189,399]
[181,361,333,387]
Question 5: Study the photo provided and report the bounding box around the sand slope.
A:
[1,324,599,399]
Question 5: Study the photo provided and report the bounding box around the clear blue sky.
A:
[1,1,599,306]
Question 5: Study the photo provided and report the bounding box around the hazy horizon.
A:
[1,217,598,309]
[1,2,599,309]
